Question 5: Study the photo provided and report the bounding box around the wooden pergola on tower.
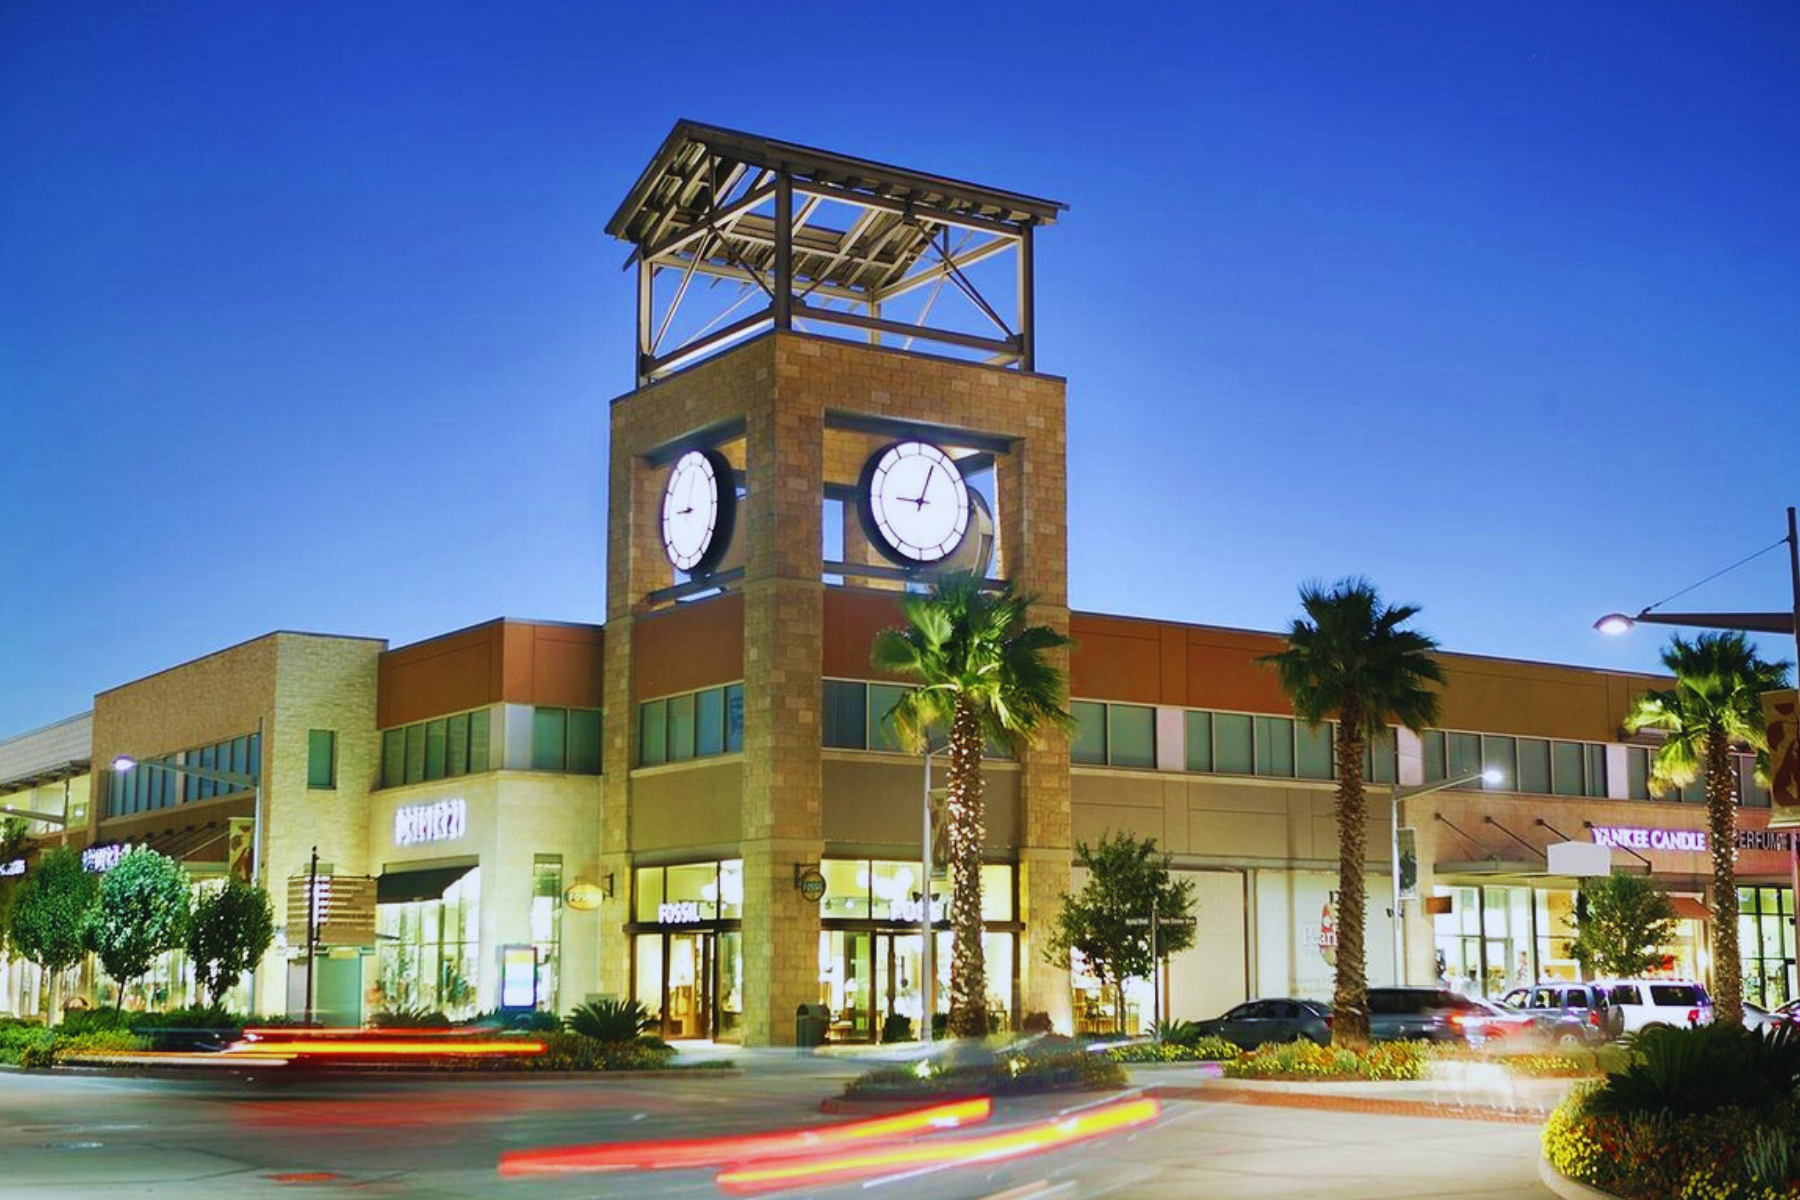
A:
[607,121,1066,385]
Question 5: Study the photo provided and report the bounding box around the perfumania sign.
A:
[1590,826,1793,853]
[394,798,467,846]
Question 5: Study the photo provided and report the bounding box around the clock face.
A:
[859,440,971,566]
[661,449,734,573]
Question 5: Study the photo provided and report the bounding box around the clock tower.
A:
[600,123,1071,1045]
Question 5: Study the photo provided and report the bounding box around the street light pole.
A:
[1390,768,1503,985]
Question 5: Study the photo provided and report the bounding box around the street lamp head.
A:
[111,755,137,773]
[1594,613,1636,636]
[1480,768,1504,786]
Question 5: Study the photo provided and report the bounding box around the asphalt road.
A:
[0,1057,1556,1200]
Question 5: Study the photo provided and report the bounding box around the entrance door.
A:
[874,933,927,1041]
[665,932,712,1040]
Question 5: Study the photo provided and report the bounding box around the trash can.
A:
[795,1003,830,1048]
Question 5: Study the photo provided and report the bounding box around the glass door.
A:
[665,932,712,1040]
[840,931,873,1041]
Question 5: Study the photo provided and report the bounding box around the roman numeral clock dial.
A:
[858,440,971,566]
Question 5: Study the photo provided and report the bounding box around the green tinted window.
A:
[667,693,697,761]
[1448,733,1483,784]
[404,724,426,784]
[447,713,469,776]
[1365,728,1398,784]
[1551,742,1585,796]
[382,729,405,788]
[1518,738,1550,793]
[639,700,668,766]
[533,708,567,771]
[1296,721,1332,779]
[568,709,602,774]
[823,680,867,749]
[424,718,448,780]
[868,683,909,752]
[1627,746,1650,800]
[1109,705,1155,768]
[725,684,744,751]
[1214,713,1253,774]
[1482,736,1515,790]
[468,709,491,772]
[306,729,335,789]
[1070,701,1106,764]
[696,688,724,756]
[1585,745,1609,797]
[1423,731,1446,781]
[1185,711,1212,772]
[1254,716,1293,777]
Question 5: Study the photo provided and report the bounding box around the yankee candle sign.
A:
[1591,826,1792,853]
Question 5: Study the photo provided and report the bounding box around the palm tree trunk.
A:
[944,699,989,1038]
[1332,706,1371,1047]
[1705,726,1744,1026]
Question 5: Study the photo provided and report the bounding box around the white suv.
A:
[1595,979,1714,1034]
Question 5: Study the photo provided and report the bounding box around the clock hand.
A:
[914,463,937,509]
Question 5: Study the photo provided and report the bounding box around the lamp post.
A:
[1390,767,1504,984]
[920,739,947,1044]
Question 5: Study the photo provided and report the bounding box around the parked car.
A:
[1195,998,1332,1048]
[1499,982,1620,1045]
[1744,1001,1783,1033]
[1367,987,1483,1042]
[1458,996,1537,1047]
[1593,979,1713,1034]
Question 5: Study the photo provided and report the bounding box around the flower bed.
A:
[1105,1036,1240,1064]
[1542,1026,1800,1200]
[843,1044,1126,1099]
[1222,1039,1430,1081]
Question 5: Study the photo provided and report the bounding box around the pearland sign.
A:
[1590,826,1794,853]
[394,797,467,847]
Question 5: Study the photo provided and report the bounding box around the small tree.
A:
[1569,872,1680,979]
[186,876,274,1006]
[9,845,98,1020]
[1045,832,1196,1034]
[0,817,30,959]
[85,847,190,1012]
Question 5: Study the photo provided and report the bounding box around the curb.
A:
[1538,1155,1620,1200]
[1144,1084,1544,1124]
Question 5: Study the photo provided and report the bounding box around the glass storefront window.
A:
[980,864,1014,922]
[666,863,718,919]
[715,860,743,919]
[634,933,663,1019]
[531,855,563,1013]
[821,860,870,919]
[635,866,665,922]
[375,867,481,1019]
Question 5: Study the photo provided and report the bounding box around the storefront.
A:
[630,859,744,1041]
[814,857,1020,1042]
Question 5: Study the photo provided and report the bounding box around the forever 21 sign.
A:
[394,797,467,846]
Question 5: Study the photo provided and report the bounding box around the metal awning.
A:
[377,863,475,904]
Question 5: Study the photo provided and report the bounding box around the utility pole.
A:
[304,845,319,1026]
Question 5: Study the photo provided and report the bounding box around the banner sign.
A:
[1589,825,1794,853]
[1766,689,1799,828]
[1397,828,1419,901]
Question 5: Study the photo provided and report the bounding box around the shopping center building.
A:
[2,124,1792,1039]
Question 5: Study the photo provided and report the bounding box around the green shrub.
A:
[1223,1039,1429,1081]
[57,1008,132,1035]
[0,1024,54,1065]
[18,1034,57,1070]
[532,1031,676,1071]
[1590,1024,1800,1121]
[843,1045,1127,1099]
[369,1006,452,1029]
[1155,1019,1200,1047]
[54,1030,149,1060]
[1105,1035,1240,1064]
[881,1014,915,1043]
[464,1009,562,1033]
[565,998,656,1044]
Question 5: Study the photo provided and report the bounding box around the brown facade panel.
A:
[1068,614,1164,705]
[822,588,908,682]
[633,593,745,700]
[1434,655,1664,743]
[520,623,606,710]
[379,622,505,728]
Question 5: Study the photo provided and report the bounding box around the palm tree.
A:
[873,573,1072,1038]
[1623,632,1790,1027]
[1260,579,1444,1047]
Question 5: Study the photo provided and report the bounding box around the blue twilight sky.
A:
[2,2,1796,736]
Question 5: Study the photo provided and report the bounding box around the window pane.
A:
[425,719,448,781]
[1253,716,1294,777]
[468,710,491,773]
[696,688,724,756]
[634,867,664,923]
[446,713,469,777]
[1448,733,1482,784]
[725,684,744,752]
[1628,746,1650,800]
[667,693,697,761]
[1585,745,1609,797]
[1070,701,1106,765]
[665,863,718,919]
[639,700,667,766]
[532,708,567,771]
[1109,705,1155,768]
[822,681,867,750]
[568,709,602,774]
[1366,728,1398,785]
[981,863,1015,922]
[382,729,405,788]
[1296,721,1332,779]
[1214,713,1253,774]
[1518,739,1550,794]
[231,736,249,776]
[868,684,909,752]
[1482,736,1515,790]
[307,729,336,789]
[405,724,426,784]
[820,859,870,919]
[1552,742,1584,797]
[249,732,261,781]
[1185,711,1213,772]
[1423,731,1447,781]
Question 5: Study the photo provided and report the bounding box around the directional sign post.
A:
[1125,897,1199,1041]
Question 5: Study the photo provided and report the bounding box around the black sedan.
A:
[1196,998,1333,1048]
